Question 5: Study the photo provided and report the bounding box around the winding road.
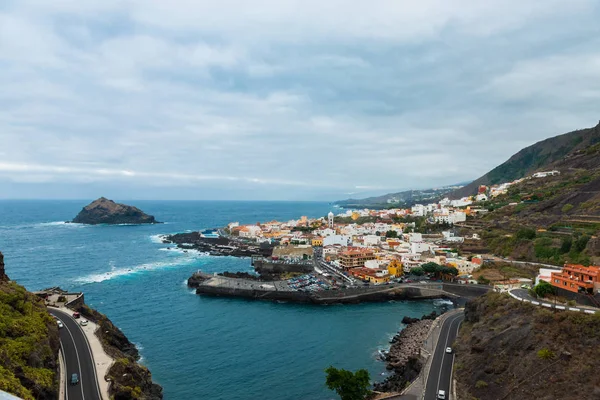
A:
[424,312,464,400]
[49,309,102,400]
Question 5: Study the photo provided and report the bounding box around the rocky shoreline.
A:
[163,231,274,257]
[374,312,437,393]
[71,303,163,399]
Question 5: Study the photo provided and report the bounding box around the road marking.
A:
[53,309,103,400]
[436,314,461,397]
[54,313,85,400]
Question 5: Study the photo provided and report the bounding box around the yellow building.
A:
[311,237,323,247]
[387,259,403,277]
[351,212,360,221]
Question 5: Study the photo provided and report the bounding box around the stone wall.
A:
[65,293,85,308]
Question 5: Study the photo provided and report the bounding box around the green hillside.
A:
[451,121,600,198]
[0,276,59,400]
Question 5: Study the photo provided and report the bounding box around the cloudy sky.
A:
[1,1,599,200]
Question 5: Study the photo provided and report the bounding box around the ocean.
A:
[0,200,445,400]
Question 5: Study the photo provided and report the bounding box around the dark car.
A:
[73,312,81,319]
[71,373,79,385]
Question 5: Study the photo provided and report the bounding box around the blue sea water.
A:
[0,200,443,400]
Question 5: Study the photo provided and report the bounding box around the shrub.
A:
[57,296,67,303]
[475,380,488,388]
[533,280,554,298]
[537,348,555,360]
[516,228,536,240]
[561,204,574,213]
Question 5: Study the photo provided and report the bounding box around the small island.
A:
[72,197,160,225]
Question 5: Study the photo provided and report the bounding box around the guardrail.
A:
[508,291,596,314]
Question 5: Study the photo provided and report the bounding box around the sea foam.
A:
[74,256,201,284]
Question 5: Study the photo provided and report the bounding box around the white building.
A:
[328,211,334,228]
[411,204,426,217]
[323,235,352,247]
[408,233,423,243]
[363,235,381,246]
[365,259,388,269]
[411,242,431,254]
[442,231,465,243]
[532,170,560,178]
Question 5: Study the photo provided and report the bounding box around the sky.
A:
[1,1,600,201]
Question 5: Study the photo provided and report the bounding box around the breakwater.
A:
[188,272,462,305]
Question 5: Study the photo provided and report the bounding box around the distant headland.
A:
[71,197,160,225]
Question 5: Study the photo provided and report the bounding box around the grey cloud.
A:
[0,1,599,200]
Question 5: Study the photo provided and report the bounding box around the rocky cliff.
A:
[72,197,159,225]
[454,292,600,400]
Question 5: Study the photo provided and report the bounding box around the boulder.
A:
[72,197,159,225]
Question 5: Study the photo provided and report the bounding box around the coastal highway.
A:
[49,309,102,400]
[424,311,464,400]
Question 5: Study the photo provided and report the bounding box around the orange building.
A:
[348,267,390,284]
[550,264,600,294]
[339,249,376,270]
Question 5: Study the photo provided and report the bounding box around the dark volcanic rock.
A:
[0,251,7,281]
[164,231,274,257]
[72,197,159,225]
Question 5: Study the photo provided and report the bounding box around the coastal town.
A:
[175,169,600,307]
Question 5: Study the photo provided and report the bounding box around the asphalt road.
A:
[49,309,102,400]
[424,312,464,400]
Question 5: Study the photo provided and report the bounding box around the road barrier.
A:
[508,290,598,314]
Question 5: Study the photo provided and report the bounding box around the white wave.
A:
[159,247,210,257]
[433,299,454,306]
[34,221,87,228]
[74,256,201,284]
[150,234,167,244]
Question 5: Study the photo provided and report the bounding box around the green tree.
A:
[325,366,371,400]
[409,267,425,276]
[574,235,590,253]
[533,280,555,298]
[516,228,536,240]
[421,262,440,274]
[560,237,572,254]
[385,230,398,238]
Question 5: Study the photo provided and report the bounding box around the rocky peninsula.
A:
[374,312,437,393]
[72,197,159,225]
[163,231,274,257]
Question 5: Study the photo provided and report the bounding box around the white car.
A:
[437,389,446,399]
[446,347,452,354]
[80,320,88,326]
[57,321,64,329]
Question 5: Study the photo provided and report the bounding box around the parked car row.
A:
[288,274,331,292]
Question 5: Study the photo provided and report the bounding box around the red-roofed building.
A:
[550,264,600,294]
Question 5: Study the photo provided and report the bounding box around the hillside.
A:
[451,120,600,198]
[0,253,60,400]
[454,292,600,400]
[334,185,463,209]
[458,140,600,265]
